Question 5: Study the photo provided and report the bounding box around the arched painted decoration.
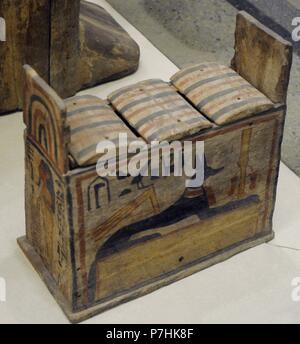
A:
[28,95,58,162]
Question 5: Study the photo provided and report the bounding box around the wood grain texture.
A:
[18,231,274,323]
[0,0,50,114]
[50,0,81,98]
[231,11,293,104]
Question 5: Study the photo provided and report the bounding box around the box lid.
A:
[108,79,213,142]
[171,63,274,125]
[65,95,142,167]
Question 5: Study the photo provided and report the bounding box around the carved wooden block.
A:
[18,12,292,323]
[231,11,293,104]
[0,0,140,114]
[0,0,50,113]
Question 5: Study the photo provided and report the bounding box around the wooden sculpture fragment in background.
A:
[0,0,140,114]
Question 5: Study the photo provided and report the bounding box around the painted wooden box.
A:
[18,12,293,323]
